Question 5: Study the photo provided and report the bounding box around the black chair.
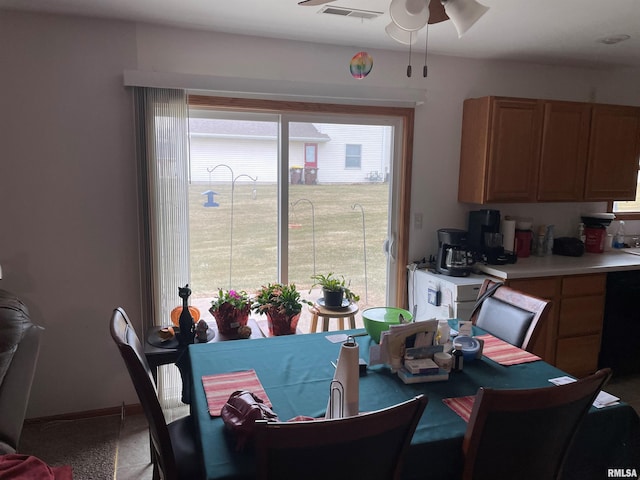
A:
[254,394,428,480]
[471,279,551,352]
[110,307,203,480]
[462,368,612,480]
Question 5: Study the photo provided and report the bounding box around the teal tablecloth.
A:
[188,329,640,480]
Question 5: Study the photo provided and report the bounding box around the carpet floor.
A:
[19,414,120,480]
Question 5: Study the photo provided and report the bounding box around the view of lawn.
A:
[188,182,390,331]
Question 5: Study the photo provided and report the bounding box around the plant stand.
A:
[308,302,359,333]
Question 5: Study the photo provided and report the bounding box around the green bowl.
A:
[362,307,413,343]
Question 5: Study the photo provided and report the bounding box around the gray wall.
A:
[1,9,638,417]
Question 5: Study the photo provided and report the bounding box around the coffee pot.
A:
[436,229,473,277]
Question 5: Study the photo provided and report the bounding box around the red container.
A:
[515,229,532,258]
[584,225,606,253]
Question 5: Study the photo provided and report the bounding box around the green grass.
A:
[188,183,389,309]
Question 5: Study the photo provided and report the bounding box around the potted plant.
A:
[209,289,251,334]
[252,283,312,336]
[310,273,360,308]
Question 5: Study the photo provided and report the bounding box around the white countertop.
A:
[475,248,640,279]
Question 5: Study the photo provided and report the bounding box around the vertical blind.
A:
[135,87,190,408]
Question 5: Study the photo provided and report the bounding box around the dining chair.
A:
[254,394,428,480]
[462,367,612,480]
[470,278,550,351]
[109,307,203,480]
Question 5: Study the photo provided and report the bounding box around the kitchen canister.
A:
[585,225,606,253]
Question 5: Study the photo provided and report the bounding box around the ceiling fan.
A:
[298,0,449,24]
[299,0,489,77]
[298,0,489,37]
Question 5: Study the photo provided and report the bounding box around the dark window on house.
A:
[345,144,362,169]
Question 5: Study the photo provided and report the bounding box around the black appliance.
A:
[436,228,473,277]
[467,209,508,265]
[599,270,640,376]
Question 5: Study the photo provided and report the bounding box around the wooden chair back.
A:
[462,368,611,480]
[471,278,551,351]
[110,307,179,479]
[254,394,428,480]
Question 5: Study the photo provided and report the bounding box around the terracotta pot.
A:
[265,310,301,336]
[209,303,249,334]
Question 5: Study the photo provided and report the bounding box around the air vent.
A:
[320,5,383,20]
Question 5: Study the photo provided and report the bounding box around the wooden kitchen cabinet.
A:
[537,101,591,201]
[458,96,640,204]
[458,97,542,203]
[506,273,606,378]
[583,104,640,201]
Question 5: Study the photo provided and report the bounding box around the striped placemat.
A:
[202,369,271,417]
[442,395,476,422]
[476,334,541,366]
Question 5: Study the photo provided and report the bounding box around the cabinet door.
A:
[584,105,640,201]
[556,334,601,378]
[485,98,542,203]
[537,101,591,201]
[557,295,605,337]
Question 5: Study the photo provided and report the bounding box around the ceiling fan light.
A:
[385,22,419,45]
[389,0,430,32]
[442,0,489,38]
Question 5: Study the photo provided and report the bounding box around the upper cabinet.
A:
[458,97,542,203]
[584,104,640,201]
[457,96,640,204]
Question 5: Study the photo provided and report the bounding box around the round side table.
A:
[309,302,359,333]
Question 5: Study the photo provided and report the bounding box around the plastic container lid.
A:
[453,335,481,361]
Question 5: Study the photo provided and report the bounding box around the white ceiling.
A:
[2,0,639,69]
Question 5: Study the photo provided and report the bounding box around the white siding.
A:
[190,124,391,184]
[312,124,391,183]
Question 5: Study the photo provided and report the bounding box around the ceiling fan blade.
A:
[428,1,449,24]
[298,0,335,5]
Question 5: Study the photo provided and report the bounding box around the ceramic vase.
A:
[266,310,300,336]
[209,303,250,334]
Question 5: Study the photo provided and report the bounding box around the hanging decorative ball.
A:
[350,51,373,79]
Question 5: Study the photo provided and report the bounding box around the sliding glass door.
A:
[187,106,405,331]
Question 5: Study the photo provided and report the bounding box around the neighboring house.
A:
[189,118,391,184]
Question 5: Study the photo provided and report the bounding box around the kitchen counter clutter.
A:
[475,249,640,279]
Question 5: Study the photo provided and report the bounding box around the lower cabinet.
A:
[505,273,606,378]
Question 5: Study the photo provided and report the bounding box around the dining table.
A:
[188,325,640,480]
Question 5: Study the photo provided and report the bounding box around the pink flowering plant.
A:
[252,283,312,317]
[210,289,251,313]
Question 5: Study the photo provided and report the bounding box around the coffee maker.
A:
[467,209,508,265]
[436,229,473,277]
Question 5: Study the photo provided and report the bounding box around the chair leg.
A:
[348,314,356,329]
[151,448,160,480]
[338,317,344,330]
